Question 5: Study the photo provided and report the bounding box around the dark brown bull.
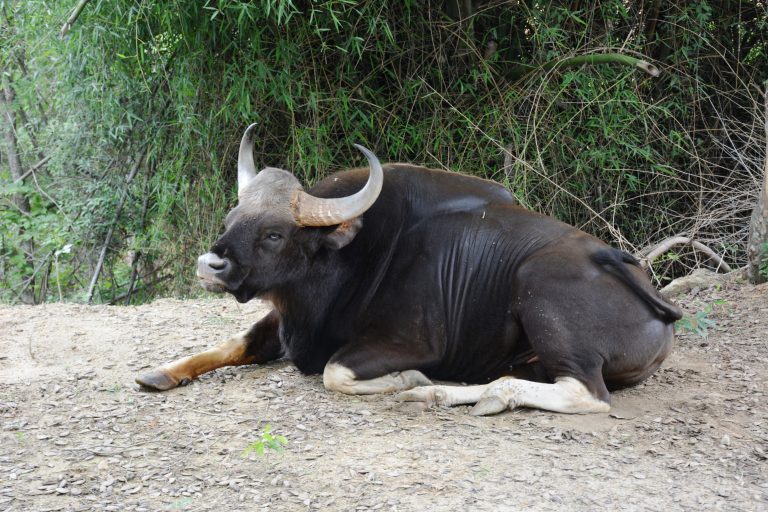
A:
[136,124,681,415]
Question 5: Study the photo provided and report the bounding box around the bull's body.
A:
[282,165,526,380]
[137,127,680,415]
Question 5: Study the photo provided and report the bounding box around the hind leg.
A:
[398,375,610,415]
[468,376,610,415]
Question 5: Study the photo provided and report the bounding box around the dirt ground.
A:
[1,281,766,512]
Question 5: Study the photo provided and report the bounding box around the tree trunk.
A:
[746,85,768,284]
[0,77,36,303]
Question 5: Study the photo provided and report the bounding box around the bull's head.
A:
[196,124,383,303]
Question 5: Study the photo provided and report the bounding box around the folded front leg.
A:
[321,341,437,395]
[323,363,432,394]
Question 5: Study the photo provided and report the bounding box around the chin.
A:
[232,289,257,303]
[198,279,227,294]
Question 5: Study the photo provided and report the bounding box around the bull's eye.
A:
[266,233,282,242]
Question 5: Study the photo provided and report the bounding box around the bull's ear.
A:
[322,217,363,250]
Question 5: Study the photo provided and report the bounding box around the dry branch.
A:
[86,146,147,303]
[109,274,172,305]
[13,156,50,183]
[640,236,732,273]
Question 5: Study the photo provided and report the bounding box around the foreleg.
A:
[322,341,436,395]
[136,309,282,391]
[323,363,432,395]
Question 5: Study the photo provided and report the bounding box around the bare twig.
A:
[124,165,154,304]
[62,439,156,456]
[639,236,732,272]
[86,146,147,303]
[502,143,514,181]
[13,251,52,303]
[12,156,50,184]
[108,273,172,305]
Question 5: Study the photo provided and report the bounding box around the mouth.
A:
[197,274,257,303]
[197,275,228,294]
[196,263,256,302]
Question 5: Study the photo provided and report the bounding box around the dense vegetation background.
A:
[1,0,767,304]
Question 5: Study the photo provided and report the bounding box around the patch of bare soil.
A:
[1,283,766,511]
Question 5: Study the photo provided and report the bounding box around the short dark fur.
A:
[210,164,681,403]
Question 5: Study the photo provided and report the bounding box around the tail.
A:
[591,249,683,322]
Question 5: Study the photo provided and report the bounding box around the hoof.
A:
[135,370,180,391]
[469,396,508,416]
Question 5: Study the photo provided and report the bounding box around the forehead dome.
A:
[237,167,302,213]
[239,167,301,200]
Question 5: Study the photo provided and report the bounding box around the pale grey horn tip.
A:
[353,144,378,163]
[239,123,259,150]
[243,122,258,135]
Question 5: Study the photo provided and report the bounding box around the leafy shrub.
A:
[2,1,766,302]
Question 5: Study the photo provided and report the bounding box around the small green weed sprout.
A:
[676,299,727,339]
[169,497,194,509]
[242,424,287,458]
[759,242,768,281]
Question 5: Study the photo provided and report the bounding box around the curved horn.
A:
[237,123,259,194]
[293,144,384,227]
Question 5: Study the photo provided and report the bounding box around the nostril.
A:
[209,259,227,271]
[198,253,229,273]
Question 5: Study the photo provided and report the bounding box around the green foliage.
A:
[242,424,287,458]
[1,1,766,303]
[760,242,768,281]
[169,498,194,510]
[676,299,727,339]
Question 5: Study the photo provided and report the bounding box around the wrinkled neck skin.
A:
[260,211,403,375]
[261,247,361,374]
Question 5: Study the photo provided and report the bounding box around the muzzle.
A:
[196,252,229,292]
